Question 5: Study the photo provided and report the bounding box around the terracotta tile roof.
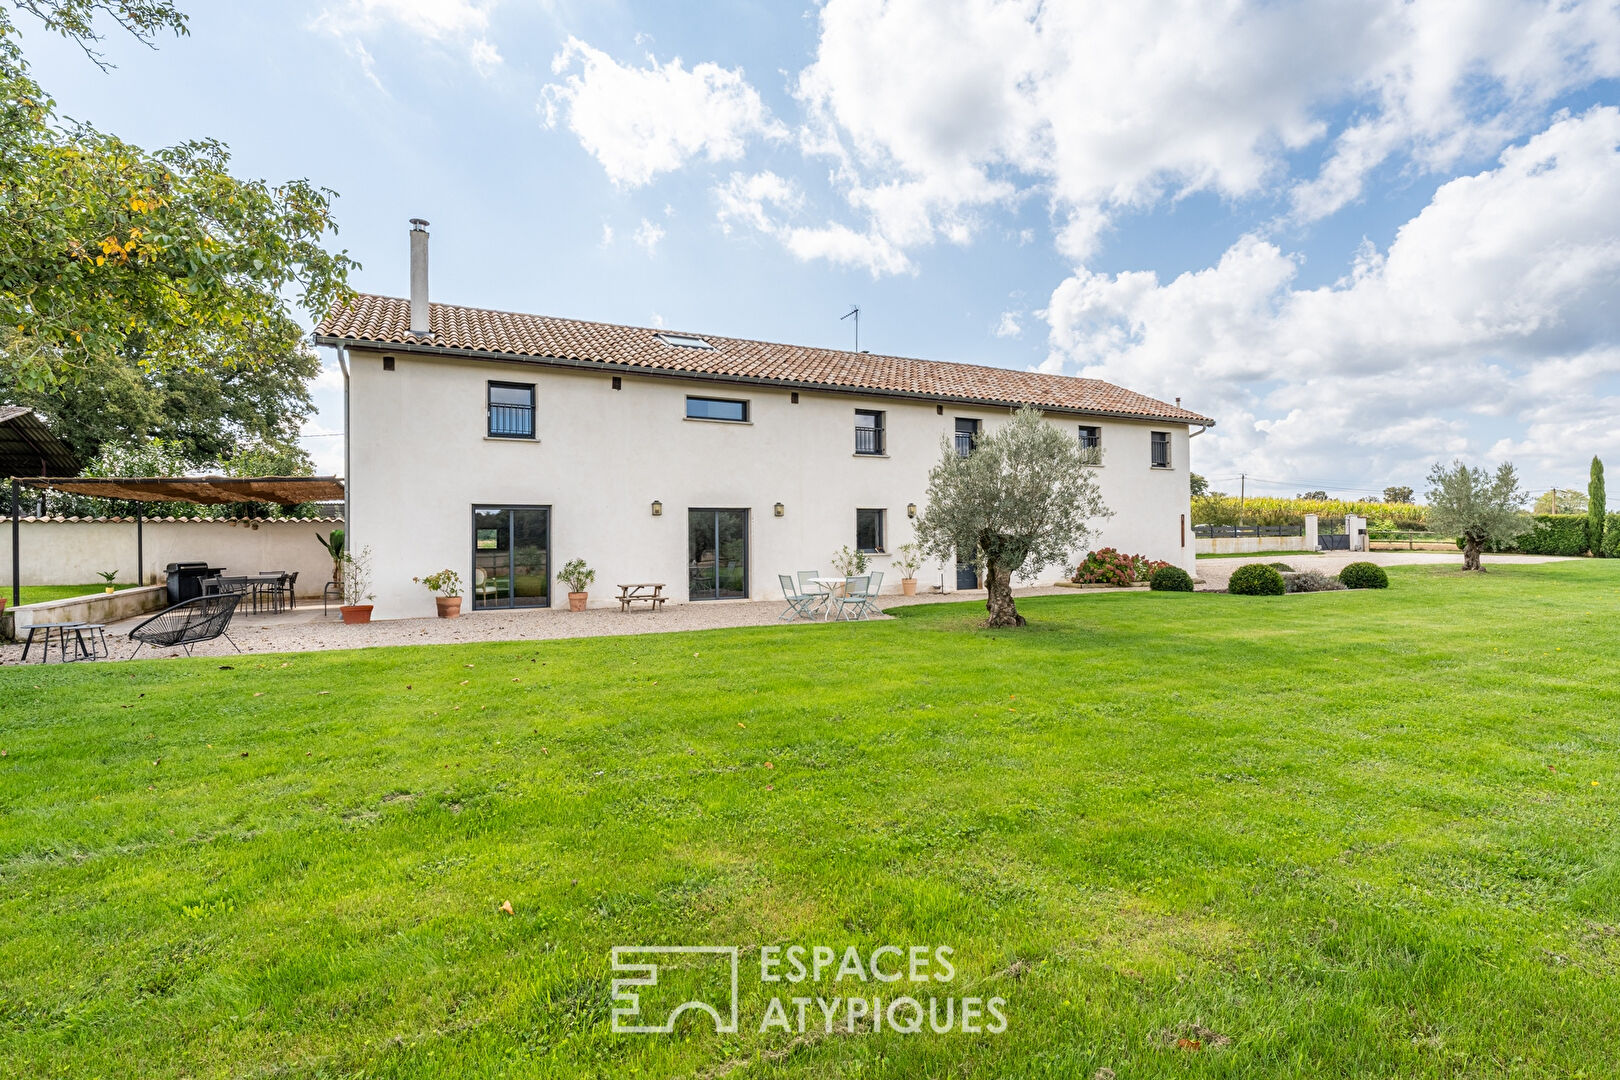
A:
[315,294,1215,426]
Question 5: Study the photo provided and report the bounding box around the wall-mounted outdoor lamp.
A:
[907,502,917,519]
[774,502,785,517]
[651,500,663,516]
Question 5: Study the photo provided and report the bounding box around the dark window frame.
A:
[1150,430,1172,469]
[855,409,886,455]
[856,508,886,554]
[954,418,982,458]
[685,395,750,423]
[487,381,536,439]
[1078,425,1101,465]
[470,504,551,610]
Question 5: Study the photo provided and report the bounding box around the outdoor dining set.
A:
[778,570,884,621]
[201,570,299,615]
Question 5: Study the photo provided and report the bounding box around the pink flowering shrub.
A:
[1071,548,1170,585]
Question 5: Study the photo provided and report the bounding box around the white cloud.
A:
[599,222,614,246]
[777,0,1620,273]
[713,170,914,277]
[541,36,786,188]
[313,0,503,77]
[633,217,665,255]
[993,311,1022,339]
[1043,107,1620,488]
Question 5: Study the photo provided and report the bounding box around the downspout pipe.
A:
[336,342,351,551]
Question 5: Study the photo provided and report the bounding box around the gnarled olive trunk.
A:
[983,561,1025,628]
[1462,535,1484,572]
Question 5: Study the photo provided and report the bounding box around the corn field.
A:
[1192,494,1430,529]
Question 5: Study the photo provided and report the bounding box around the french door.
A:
[688,509,749,600]
[472,506,550,609]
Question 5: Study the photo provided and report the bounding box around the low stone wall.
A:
[2,516,339,590]
[1196,536,1317,555]
[2,584,169,641]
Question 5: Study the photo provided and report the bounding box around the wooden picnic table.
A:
[616,583,667,612]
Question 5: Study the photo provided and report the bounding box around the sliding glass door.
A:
[688,509,749,600]
[472,506,550,610]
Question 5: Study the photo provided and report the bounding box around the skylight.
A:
[656,333,714,350]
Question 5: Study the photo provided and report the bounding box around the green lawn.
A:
[9,582,142,605]
[2,562,1616,1078]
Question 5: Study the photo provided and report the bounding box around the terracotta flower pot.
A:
[568,591,588,612]
[340,604,373,625]
[435,596,462,618]
[900,578,917,596]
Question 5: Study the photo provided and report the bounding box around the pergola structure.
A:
[7,473,344,607]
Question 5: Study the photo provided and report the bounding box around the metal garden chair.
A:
[833,575,871,620]
[128,594,243,658]
[777,574,820,621]
[851,570,884,618]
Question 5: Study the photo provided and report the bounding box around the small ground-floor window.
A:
[856,508,886,553]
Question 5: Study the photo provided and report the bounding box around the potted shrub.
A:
[414,568,463,618]
[893,542,923,596]
[559,558,595,611]
[97,569,118,594]
[317,528,345,588]
[829,545,870,596]
[339,546,375,624]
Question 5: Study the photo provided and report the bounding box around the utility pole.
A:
[1238,473,1246,530]
[841,304,860,352]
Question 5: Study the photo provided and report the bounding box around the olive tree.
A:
[915,406,1110,627]
[1425,459,1529,571]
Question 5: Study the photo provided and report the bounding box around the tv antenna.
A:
[841,304,860,352]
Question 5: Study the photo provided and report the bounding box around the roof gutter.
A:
[311,334,1217,429]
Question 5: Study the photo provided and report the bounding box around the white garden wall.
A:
[1,517,340,594]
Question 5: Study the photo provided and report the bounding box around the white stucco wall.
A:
[1,517,338,594]
[347,348,1197,619]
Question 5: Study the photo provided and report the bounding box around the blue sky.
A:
[20,1,1620,502]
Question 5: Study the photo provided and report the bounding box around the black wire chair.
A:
[128,594,244,658]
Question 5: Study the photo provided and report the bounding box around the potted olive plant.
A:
[559,558,595,612]
[97,569,119,594]
[892,542,923,595]
[339,545,375,624]
[414,568,463,618]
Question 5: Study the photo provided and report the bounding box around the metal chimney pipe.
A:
[409,218,430,338]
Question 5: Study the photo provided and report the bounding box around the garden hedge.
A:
[1605,513,1620,558]
[1515,514,1590,556]
[1228,563,1285,595]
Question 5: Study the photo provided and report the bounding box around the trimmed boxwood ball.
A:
[1150,565,1194,592]
[1228,563,1285,595]
[1339,561,1389,589]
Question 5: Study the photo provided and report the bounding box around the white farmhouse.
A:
[315,224,1214,619]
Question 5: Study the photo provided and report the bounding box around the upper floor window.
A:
[686,396,749,422]
[856,508,886,553]
[488,382,535,439]
[1150,431,1172,468]
[954,418,981,458]
[855,409,886,455]
[1078,425,1101,464]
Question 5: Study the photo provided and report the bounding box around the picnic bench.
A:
[616,583,667,612]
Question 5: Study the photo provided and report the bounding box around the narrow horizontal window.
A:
[656,333,714,350]
[686,396,749,422]
[488,382,535,439]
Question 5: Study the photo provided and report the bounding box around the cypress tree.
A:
[1589,456,1606,556]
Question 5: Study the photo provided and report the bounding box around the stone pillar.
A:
[1304,513,1318,552]
[1346,514,1368,551]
